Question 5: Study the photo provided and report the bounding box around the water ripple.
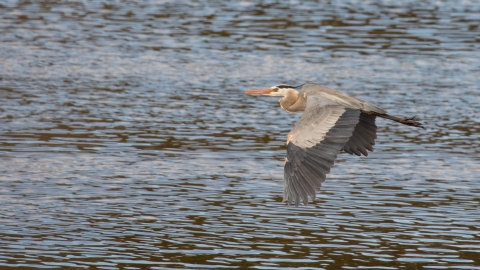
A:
[1,0,479,269]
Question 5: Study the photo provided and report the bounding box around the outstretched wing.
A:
[342,112,377,156]
[284,96,360,206]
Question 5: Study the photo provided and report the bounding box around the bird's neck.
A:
[280,89,305,113]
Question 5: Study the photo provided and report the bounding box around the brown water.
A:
[1,1,480,269]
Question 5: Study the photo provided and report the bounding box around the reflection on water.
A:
[1,0,480,269]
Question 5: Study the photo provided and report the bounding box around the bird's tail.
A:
[364,111,425,129]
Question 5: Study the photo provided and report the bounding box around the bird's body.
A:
[276,84,387,114]
[246,83,423,207]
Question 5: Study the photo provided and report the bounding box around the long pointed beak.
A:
[245,87,272,95]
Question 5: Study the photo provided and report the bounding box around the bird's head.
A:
[245,84,298,97]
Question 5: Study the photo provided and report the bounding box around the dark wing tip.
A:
[343,113,377,157]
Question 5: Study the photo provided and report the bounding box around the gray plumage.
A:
[245,83,423,207]
[300,84,387,114]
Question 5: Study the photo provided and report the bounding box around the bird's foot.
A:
[401,116,419,122]
[400,116,424,129]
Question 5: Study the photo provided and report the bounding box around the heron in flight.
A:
[246,83,423,207]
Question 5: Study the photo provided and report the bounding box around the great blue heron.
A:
[246,83,423,207]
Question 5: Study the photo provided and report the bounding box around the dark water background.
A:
[1,0,479,269]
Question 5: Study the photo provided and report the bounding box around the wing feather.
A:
[283,161,296,205]
[342,113,377,156]
[291,173,306,207]
[297,163,321,195]
[302,157,327,180]
[351,134,367,156]
[354,130,374,151]
[356,124,377,142]
[283,96,360,206]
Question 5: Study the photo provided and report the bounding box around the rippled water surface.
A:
[1,0,480,269]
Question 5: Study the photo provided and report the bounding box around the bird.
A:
[245,83,424,207]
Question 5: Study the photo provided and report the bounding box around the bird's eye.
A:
[272,87,279,92]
